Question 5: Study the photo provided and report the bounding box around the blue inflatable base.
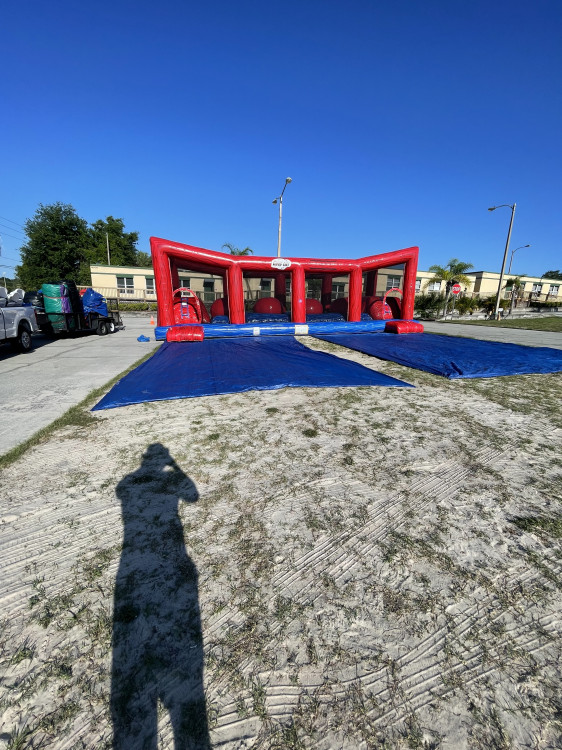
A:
[93,336,412,410]
[154,319,396,341]
[315,332,562,379]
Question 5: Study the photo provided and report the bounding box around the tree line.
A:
[14,202,150,290]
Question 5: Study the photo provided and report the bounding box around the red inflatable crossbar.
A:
[385,320,424,334]
[166,325,205,342]
[150,237,419,327]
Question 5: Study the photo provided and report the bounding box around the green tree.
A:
[16,203,91,288]
[543,269,562,279]
[88,216,139,267]
[222,242,254,256]
[425,258,474,317]
[135,251,152,267]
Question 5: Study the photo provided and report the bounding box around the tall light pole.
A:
[488,203,516,320]
[508,243,530,274]
[272,177,292,258]
[0,264,13,291]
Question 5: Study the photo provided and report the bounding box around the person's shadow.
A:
[111,443,210,749]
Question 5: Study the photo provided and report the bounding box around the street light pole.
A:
[272,177,292,258]
[508,244,530,274]
[488,203,516,320]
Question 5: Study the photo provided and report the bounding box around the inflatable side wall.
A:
[150,238,419,328]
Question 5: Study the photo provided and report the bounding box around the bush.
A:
[414,293,442,318]
[454,296,480,315]
[478,296,510,314]
[528,300,560,309]
[117,301,158,311]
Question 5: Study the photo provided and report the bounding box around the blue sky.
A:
[1,0,561,278]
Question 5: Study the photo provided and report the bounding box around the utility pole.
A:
[106,233,111,265]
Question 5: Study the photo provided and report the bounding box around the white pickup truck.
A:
[0,288,40,353]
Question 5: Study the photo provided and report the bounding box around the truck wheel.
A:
[11,324,33,352]
[108,320,116,333]
[97,321,109,336]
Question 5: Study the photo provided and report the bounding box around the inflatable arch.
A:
[150,237,419,329]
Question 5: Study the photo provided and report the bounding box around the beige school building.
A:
[89,264,562,307]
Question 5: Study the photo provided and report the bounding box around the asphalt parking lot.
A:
[0,315,160,456]
[422,320,562,349]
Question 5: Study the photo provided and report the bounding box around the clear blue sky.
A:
[1,0,561,278]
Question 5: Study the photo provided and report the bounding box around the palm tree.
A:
[221,243,254,301]
[222,243,254,256]
[425,258,474,317]
[504,276,525,317]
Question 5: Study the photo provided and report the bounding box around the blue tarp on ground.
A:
[93,336,412,410]
[314,332,562,379]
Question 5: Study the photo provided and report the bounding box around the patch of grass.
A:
[6,724,35,750]
[302,428,318,438]
[443,316,562,332]
[0,349,157,471]
[10,639,35,665]
[511,516,562,538]
[265,407,279,414]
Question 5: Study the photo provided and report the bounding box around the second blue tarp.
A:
[93,336,412,410]
[314,332,562,379]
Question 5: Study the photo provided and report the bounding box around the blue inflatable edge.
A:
[154,319,416,340]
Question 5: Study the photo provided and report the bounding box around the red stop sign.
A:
[451,283,462,295]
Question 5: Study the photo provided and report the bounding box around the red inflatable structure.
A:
[150,237,419,328]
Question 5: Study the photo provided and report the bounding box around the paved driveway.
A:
[422,321,562,349]
[0,315,160,456]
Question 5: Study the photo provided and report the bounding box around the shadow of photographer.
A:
[111,443,210,749]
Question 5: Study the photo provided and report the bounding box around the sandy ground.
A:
[1,336,561,749]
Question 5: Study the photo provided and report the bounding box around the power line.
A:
[0,214,24,228]
[0,230,25,242]
[0,222,25,236]
[0,255,21,263]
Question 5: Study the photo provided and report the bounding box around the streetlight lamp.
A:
[488,203,516,320]
[0,264,14,291]
[508,244,530,274]
[272,177,292,258]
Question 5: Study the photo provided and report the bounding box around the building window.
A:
[415,278,422,292]
[145,277,155,293]
[386,276,402,290]
[531,283,543,295]
[179,277,191,288]
[203,279,215,303]
[427,281,441,292]
[549,285,559,296]
[260,279,272,291]
[117,276,134,293]
[332,282,346,299]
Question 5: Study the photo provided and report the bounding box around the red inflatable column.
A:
[291,265,306,323]
[402,251,418,320]
[153,249,175,327]
[321,275,333,310]
[274,273,287,309]
[221,271,229,314]
[365,270,378,297]
[170,262,181,291]
[227,264,245,324]
[348,267,363,322]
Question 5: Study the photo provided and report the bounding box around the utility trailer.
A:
[40,309,122,336]
[37,285,124,337]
